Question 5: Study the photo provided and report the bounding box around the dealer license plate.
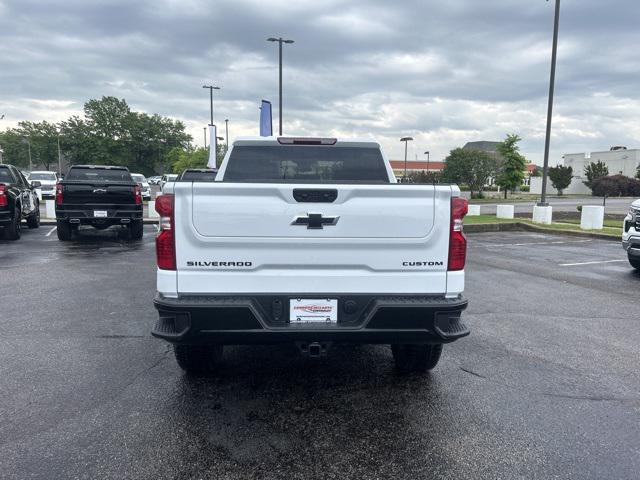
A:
[94,210,108,218]
[290,299,338,324]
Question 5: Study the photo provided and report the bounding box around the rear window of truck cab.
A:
[223,145,390,183]
[65,167,133,183]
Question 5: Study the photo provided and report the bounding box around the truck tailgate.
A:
[174,183,453,294]
[61,182,136,205]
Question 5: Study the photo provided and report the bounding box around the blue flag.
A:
[260,100,273,137]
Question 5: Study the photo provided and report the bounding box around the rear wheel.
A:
[27,204,40,229]
[391,343,443,373]
[4,208,21,240]
[129,220,143,240]
[174,345,223,374]
[56,220,72,241]
[629,255,640,270]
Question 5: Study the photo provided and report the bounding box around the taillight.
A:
[155,194,175,270]
[55,184,64,206]
[448,197,468,271]
[0,184,7,207]
[134,185,142,205]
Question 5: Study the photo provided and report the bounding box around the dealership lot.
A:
[0,229,638,479]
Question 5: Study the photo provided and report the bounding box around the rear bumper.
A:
[152,294,469,345]
[56,205,143,224]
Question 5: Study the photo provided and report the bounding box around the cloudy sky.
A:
[1,0,639,164]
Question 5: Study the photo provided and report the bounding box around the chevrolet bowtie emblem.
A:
[291,213,339,229]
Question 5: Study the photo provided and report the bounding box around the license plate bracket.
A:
[94,210,108,218]
[289,298,338,324]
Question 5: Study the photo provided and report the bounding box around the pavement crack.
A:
[460,367,486,379]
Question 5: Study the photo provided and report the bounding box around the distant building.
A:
[389,160,445,178]
[531,147,640,195]
[462,140,537,186]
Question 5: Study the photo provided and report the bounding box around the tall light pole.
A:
[400,137,414,181]
[203,127,207,148]
[202,84,220,125]
[539,0,561,206]
[225,118,229,149]
[267,37,294,136]
[22,138,33,171]
[424,151,430,171]
[56,129,62,175]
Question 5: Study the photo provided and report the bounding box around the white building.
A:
[531,147,640,195]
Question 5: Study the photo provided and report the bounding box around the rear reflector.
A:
[55,184,64,206]
[155,194,175,270]
[0,184,7,207]
[448,197,468,271]
[277,137,337,145]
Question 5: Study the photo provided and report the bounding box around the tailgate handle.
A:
[293,189,337,203]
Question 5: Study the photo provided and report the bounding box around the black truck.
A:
[55,165,143,241]
[0,164,41,240]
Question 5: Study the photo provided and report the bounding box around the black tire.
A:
[174,344,223,374]
[391,343,443,373]
[129,220,143,240]
[629,256,640,270]
[4,208,21,240]
[56,220,72,241]
[27,204,40,229]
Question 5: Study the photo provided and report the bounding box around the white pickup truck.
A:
[153,137,469,374]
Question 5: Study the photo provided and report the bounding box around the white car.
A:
[27,171,58,199]
[131,173,151,201]
[622,199,640,270]
[152,136,469,374]
[160,174,178,191]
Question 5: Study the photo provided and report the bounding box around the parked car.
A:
[55,165,143,241]
[148,176,161,185]
[176,168,218,182]
[160,174,178,191]
[623,199,640,270]
[0,163,41,239]
[27,171,58,199]
[152,136,469,374]
[131,173,151,200]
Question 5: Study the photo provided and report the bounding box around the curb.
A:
[466,222,620,241]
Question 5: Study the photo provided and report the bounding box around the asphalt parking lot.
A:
[1,227,638,479]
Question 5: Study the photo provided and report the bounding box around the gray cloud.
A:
[1,0,640,163]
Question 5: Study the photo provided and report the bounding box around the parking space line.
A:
[45,227,57,237]
[559,259,627,267]
[475,239,592,248]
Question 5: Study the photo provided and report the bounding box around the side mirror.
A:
[31,181,42,188]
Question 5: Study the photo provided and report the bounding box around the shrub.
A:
[591,175,640,197]
[520,185,530,192]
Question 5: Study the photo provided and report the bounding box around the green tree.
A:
[583,160,609,190]
[441,148,498,197]
[170,147,209,173]
[548,165,573,195]
[636,164,640,180]
[496,134,527,198]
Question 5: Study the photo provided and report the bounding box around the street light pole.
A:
[424,151,430,171]
[225,119,229,149]
[539,0,561,206]
[267,37,294,136]
[56,130,62,175]
[202,84,220,125]
[400,137,414,181]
